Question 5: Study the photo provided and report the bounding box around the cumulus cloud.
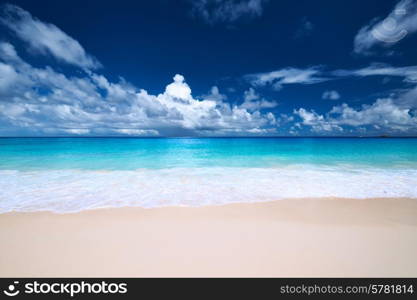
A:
[354,0,417,55]
[0,4,101,70]
[245,66,329,90]
[190,0,269,24]
[322,90,340,100]
[396,84,417,108]
[164,74,193,101]
[201,86,228,103]
[1,4,416,136]
[0,42,277,136]
[292,63,417,133]
[0,62,17,92]
[240,88,277,111]
[328,99,416,131]
[294,108,343,133]
[292,63,417,134]
[294,96,417,134]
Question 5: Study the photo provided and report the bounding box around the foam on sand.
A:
[1,165,416,213]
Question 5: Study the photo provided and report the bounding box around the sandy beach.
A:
[1,198,417,277]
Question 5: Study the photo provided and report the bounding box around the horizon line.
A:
[1,136,417,139]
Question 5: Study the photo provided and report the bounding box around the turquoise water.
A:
[1,137,417,170]
[1,137,416,212]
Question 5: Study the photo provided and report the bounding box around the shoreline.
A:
[1,198,417,277]
[1,196,417,215]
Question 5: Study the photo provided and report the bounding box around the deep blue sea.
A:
[0,137,416,212]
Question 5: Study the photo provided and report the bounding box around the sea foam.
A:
[1,165,416,213]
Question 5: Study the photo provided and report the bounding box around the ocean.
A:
[1,137,416,213]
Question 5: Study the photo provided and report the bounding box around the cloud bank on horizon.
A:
[0,1,416,136]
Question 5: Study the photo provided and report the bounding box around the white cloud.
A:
[396,84,417,108]
[1,4,416,136]
[0,62,18,92]
[328,99,416,131]
[294,97,417,133]
[240,88,277,111]
[112,129,159,136]
[0,42,278,136]
[354,0,417,55]
[246,66,329,90]
[63,129,91,135]
[333,63,417,82]
[190,0,268,24]
[201,86,228,103]
[278,113,294,124]
[294,108,343,133]
[0,4,101,70]
[164,74,193,101]
[246,64,417,90]
[322,90,340,100]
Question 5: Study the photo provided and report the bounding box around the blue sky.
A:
[0,0,416,136]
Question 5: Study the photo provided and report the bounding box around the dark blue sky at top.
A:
[0,0,416,136]
[4,0,403,90]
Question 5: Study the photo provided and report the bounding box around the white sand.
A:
[1,198,417,277]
